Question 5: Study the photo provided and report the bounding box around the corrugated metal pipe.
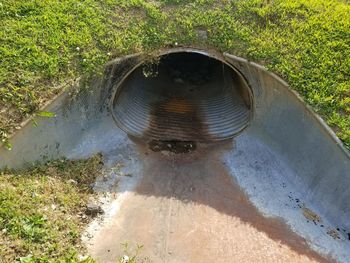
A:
[111,51,253,142]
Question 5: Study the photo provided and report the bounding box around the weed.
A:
[117,243,147,263]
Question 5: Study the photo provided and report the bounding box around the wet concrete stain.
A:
[88,139,334,263]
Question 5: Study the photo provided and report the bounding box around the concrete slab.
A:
[83,138,334,263]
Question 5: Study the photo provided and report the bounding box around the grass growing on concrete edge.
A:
[0,154,103,262]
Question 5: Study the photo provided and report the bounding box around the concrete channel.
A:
[1,48,349,262]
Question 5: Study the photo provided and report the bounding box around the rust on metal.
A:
[147,95,210,142]
[162,98,194,114]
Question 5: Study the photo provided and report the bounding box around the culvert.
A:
[1,48,350,263]
[111,52,253,142]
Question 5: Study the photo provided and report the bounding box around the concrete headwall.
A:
[0,55,141,168]
[224,53,350,228]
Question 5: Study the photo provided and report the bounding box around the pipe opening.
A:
[111,51,253,143]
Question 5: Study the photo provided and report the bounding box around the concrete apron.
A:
[0,49,349,262]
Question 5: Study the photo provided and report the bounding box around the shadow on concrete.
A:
[135,139,332,262]
[91,137,334,263]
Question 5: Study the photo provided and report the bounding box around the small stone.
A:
[161,150,170,156]
[196,29,208,40]
[77,255,88,261]
[174,78,184,84]
[86,203,104,217]
[67,179,78,185]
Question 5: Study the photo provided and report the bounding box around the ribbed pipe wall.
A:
[111,52,253,142]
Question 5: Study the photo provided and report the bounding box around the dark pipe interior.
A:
[112,52,252,142]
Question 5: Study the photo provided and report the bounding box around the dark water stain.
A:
[133,140,335,263]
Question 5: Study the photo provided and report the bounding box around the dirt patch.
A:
[148,140,196,154]
[302,205,322,224]
[327,229,341,240]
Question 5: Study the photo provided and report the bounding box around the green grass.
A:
[0,155,148,263]
[1,0,349,148]
[0,155,103,262]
